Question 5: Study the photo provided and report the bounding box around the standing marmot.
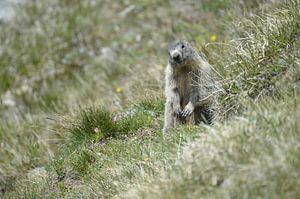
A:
[163,40,221,134]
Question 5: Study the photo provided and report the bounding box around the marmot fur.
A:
[163,40,221,134]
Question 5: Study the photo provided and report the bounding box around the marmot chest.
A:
[176,73,193,103]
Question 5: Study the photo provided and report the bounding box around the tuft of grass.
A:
[69,105,155,145]
[216,0,300,116]
[46,104,157,181]
[70,108,114,143]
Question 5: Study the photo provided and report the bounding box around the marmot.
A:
[163,40,221,134]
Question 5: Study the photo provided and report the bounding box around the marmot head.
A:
[168,40,197,66]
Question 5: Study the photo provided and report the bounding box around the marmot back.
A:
[163,40,221,134]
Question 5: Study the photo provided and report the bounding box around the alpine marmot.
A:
[163,40,221,134]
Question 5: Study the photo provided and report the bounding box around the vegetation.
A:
[0,0,299,198]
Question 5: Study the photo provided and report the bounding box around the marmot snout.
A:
[168,41,197,65]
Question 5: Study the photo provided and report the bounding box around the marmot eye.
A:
[181,44,185,49]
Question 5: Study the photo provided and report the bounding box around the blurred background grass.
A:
[0,0,299,198]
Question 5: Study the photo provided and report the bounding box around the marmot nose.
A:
[172,51,181,62]
[173,54,181,61]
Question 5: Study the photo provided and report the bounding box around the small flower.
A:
[210,34,217,42]
[94,127,100,133]
[115,87,123,93]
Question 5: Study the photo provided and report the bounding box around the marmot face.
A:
[167,40,196,67]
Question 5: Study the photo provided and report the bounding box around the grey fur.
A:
[163,40,221,134]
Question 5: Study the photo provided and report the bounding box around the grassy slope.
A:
[0,0,235,192]
[124,89,300,199]
[1,0,300,198]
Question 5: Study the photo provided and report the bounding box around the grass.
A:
[1,0,300,198]
[223,2,300,110]
[123,90,300,198]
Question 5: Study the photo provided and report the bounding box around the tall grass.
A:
[209,0,300,117]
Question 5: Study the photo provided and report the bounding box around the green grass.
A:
[1,0,300,198]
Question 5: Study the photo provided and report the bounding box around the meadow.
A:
[0,0,299,198]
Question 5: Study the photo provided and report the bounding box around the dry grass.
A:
[1,0,300,198]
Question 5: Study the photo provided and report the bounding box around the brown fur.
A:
[163,40,221,134]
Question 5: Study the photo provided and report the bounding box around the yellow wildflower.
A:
[116,87,123,93]
[210,34,217,42]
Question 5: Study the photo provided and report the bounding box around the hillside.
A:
[0,0,299,198]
